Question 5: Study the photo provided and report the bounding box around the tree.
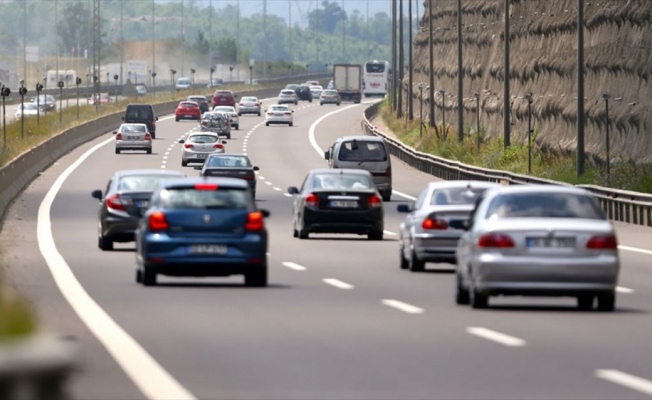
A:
[57,2,91,57]
[308,0,347,35]
[194,31,210,55]
[213,37,238,64]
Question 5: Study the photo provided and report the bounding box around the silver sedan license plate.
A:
[526,237,576,248]
[188,244,227,254]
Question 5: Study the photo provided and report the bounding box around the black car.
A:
[123,104,158,139]
[294,85,313,102]
[188,95,210,114]
[200,154,259,198]
[287,168,384,240]
[91,169,186,250]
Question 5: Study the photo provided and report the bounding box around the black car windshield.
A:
[338,141,387,162]
[207,156,250,168]
[118,175,172,191]
[160,188,249,209]
[430,187,489,206]
[485,192,606,219]
[313,174,373,190]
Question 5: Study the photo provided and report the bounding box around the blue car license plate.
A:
[188,244,227,254]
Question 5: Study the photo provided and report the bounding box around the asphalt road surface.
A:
[2,96,652,400]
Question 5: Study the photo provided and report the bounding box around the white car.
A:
[264,104,293,126]
[213,106,239,130]
[114,123,152,154]
[309,85,323,99]
[15,103,39,120]
[179,132,226,166]
[175,77,192,90]
[277,89,298,105]
[238,96,262,116]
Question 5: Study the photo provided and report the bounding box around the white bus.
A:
[362,60,391,97]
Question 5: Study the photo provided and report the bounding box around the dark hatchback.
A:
[188,95,210,114]
[288,168,384,240]
[91,169,186,250]
[294,85,313,102]
[134,177,270,287]
[199,153,259,198]
[123,104,158,138]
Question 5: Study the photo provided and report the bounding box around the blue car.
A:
[134,177,270,287]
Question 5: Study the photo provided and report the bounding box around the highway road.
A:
[2,95,652,399]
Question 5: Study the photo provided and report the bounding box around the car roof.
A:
[158,177,249,189]
[126,103,154,109]
[115,169,186,178]
[308,168,373,176]
[119,123,148,128]
[487,184,583,196]
[425,180,502,190]
[188,131,219,137]
[336,135,385,143]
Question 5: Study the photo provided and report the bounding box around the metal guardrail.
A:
[362,102,652,228]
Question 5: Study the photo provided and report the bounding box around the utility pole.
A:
[209,0,213,72]
[457,0,464,142]
[120,0,124,84]
[93,0,101,106]
[577,0,585,177]
[408,0,413,121]
[428,0,435,128]
[503,0,511,149]
[181,0,185,76]
[391,0,397,111]
[398,0,404,119]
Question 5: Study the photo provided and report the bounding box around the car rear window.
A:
[189,97,206,102]
[207,156,250,167]
[126,106,153,119]
[180,102,198,107]
[485,192,606,219]
[430,187,490,206]
[121,125,147,133]
[338,141,387,162]
[118,175,172,191]
[189,135,218,143]
[160,187,249,209]
[313,174,373,190]
[281,90,295,95]
[269,106,289,112]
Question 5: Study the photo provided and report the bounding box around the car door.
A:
[293,175,310,230]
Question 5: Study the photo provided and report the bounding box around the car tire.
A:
[337,103,341,106]
[382,193,391,202]
[142,268,157,286]
[245,267,268,287]
[597,293,616,311]
[151,133,156,139]
[577,295,594,310]
[265,122,269,126]
[320,103,323,106]
[182,160,188,167]
[455,275,470,305]
[115,149,120,154]
[235,125,239,130]
[368,230,383,241]
[135,269,142,283]
[175,118,179,122]
[409,248,425,272]
[298,222,309,239]
[146,148,152,154]
[399,244,409,269]
[226,134,231,139]
[257,112,261,117]
[99,235,113,251]
[238,113,242,116]
[289,122,293,127]
[470,287,488,309]
[293,228,298,238]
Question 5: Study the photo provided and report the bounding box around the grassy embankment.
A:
[380,100,652,193]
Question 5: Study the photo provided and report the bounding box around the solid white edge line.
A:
[381,299,424,314]
[616,286,634,293]
[37,136,196,400]
[283,193,292,197]
[383,230,397,236]
[619,245,652,255]
[282,262,307,271]
[308,105,361,156]
[392,190,416,200]
[466,327,526,347]
[596,369,652,396]
[323,278,354,290]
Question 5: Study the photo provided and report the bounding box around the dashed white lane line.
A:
[273,187,281,191]
[37,136,196,400]
[619,245,652,255]
[466,327,526,347]
[381,299,424,314]
[616,286,634,293]
[282,262,307,271]
[323,278,354,290]
[392,190,416,200]
[265,181,272,185]
[383,230,397,236]
[596,369,652,396]
[283,193,292,197]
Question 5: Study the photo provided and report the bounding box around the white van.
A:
[324,135,392,201]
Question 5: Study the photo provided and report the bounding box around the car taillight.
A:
[245,211,264,231]
[368,194,382,208]
[148,211,169,231]
[106,194,127,211]
[478,233,515,248]
[239,103,244,107]
[586,235,618,249]
[305,193,319,207]
[267,112,273,115]
[214,143,224,149]
[422,217,448,230]
[115,133,122,140]
[284,112,292,115]
[184,143,194,148]
[255,102,260,106]
[144,133,151,141]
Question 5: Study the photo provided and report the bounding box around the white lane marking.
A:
[273,187,281,191]
[619,245,652,255]
[381,299,424,314]
[258,176,265,180]
[596,369,652,396]
[37,136,196,400]
[616,286,634,293]
[265,181,272,185]
[383,230,397,236]
[160,165,166,169]
[466,327,526,347]
[282,262,307,271]
[323,278,354,290]
[161,160,166,164]
[392,190,416,200]
[308,105,360,156]
[283,193,292,197]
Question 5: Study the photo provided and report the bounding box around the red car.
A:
[175,101,201,122]
[211,90,236,108]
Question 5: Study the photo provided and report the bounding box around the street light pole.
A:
[76,77,82,118]
[170,69,176,93]
[1,85,9,150]
[19,80,26,140]
[475,91,480,151]
[419,83,424,137]
[428,0,435,128]
[440,89,446,137]
[58,80,64,123]
[525,92,533,174]
[113,74,119,104]
[577,0,586,177]
[603,92,610,185]
[457,0,464,142]
[503,0,511,149]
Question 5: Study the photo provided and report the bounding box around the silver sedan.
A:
[398,180,501,271]
[455,184,620,311]
[114,123,152,154]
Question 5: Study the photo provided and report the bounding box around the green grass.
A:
[380,101,652,192]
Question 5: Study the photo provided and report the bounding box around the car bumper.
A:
[265,117,292,124]
[177,114,200,119]
[116,141,152,150]
[103,216,140,242]
[413,232,462,262]
[470,254,620,295]
[303,208,383,234]
[320,99,340,104]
